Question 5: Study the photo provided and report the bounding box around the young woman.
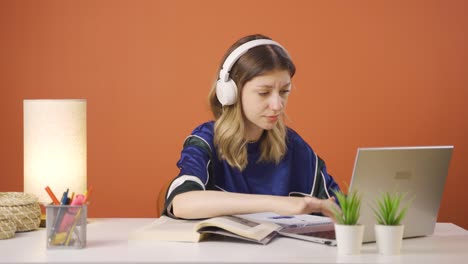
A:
[163,34,341,220]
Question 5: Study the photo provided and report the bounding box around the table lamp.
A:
[23,99,87,207]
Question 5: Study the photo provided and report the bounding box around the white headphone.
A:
[215,39,288,106]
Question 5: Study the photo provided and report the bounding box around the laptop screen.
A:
[349,146,453,242]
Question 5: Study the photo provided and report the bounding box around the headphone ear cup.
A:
[216,78,238,106]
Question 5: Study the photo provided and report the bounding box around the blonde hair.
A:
[208,34,296,171]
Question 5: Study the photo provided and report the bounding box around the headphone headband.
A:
[219,39,286,82]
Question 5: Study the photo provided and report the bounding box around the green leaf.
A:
[332,189,362,225]
[372,191,411,226]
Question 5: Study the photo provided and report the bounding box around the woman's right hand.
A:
[272,196,340,222]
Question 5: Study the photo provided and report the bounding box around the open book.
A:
[129,212,336,245]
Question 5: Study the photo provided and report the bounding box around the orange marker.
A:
[83,185,93,204]
[45,186,60,205]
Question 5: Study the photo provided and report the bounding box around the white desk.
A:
[1,219,467,263]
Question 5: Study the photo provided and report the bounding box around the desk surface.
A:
[1,218,467,264]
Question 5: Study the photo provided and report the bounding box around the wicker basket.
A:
[0,192,41,233]
[0,213,16,239]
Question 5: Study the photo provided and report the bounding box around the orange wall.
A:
[1,0,467,228]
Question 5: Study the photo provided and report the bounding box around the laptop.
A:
[242,146,453,246]
[349,146,454,242]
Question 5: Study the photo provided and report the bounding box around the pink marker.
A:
[59,194,85,232]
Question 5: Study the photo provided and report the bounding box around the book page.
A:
[238,212,333,227]
[196,215,281,242]
[239,212,336,246]
[197,226,277,245]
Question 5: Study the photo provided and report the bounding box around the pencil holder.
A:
[45,204,87,249]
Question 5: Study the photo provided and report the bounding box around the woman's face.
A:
[241,70,291,140]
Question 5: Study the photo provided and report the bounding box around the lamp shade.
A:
[24,99,87,205]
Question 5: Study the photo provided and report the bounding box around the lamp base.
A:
[39,203,46,228]
[40,214,46,228]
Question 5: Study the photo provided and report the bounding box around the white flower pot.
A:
[375,224,405,255]
[334,224,365,255]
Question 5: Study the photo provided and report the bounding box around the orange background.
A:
[1,0,467,229]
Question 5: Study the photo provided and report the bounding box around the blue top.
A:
[167,121,340,201]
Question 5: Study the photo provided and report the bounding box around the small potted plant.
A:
[371,192,410,255]
[332,189,364,255]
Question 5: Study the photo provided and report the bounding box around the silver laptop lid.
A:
[348,146,453,243]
